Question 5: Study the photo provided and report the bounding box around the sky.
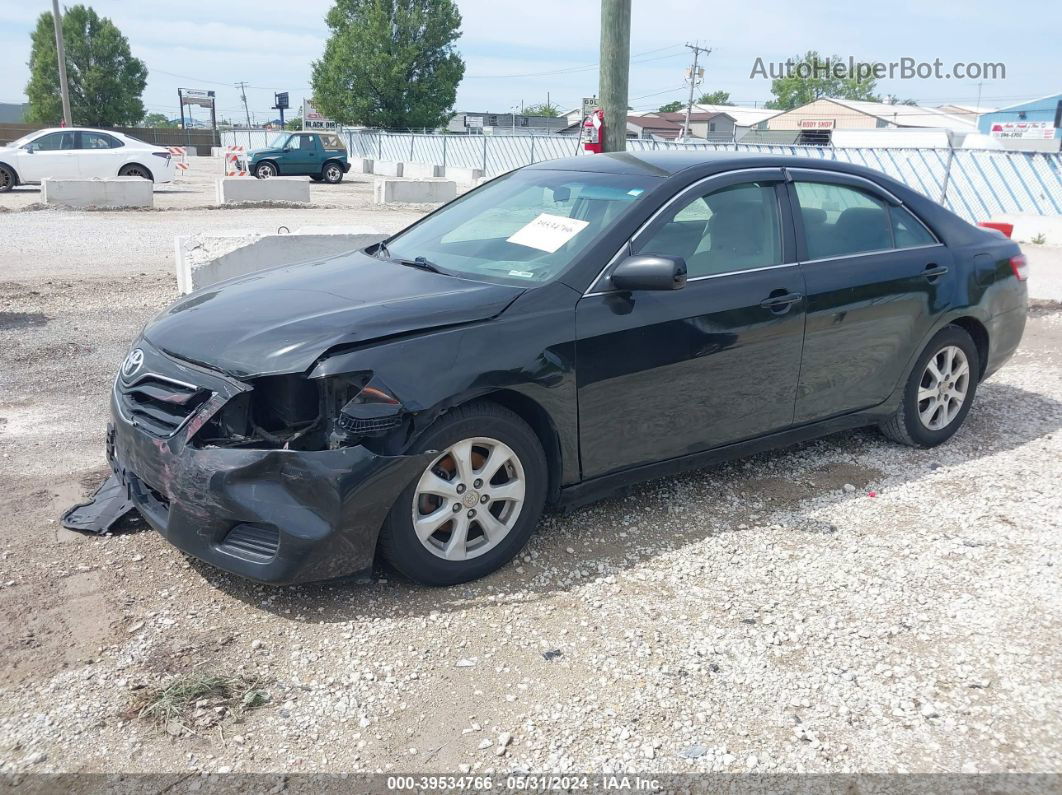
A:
[0,0,1058,123]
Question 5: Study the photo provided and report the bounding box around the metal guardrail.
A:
[217,129,1061,222]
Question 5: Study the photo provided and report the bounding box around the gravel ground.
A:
[1,197,1061,777]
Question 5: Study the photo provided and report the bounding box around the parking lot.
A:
[1,165,1061,776]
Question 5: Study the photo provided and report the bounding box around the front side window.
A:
[30,132,76,151]
[635,181,782,277]
[794,181,892,259]
[383,169,658,285]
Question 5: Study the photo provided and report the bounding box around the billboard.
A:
[302,100,337,130]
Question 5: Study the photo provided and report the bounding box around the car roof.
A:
[525,150,877,179]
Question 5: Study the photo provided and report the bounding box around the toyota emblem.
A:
[121,348,144,380]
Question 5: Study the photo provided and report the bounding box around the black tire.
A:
[321,161,344,184]
[254,161,277,179]
[0,164,15,192]
[379,401,548,586]
[880,325,980,448]
[118,163,153,181]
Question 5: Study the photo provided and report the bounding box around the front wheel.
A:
[0,164,15,192]
[880,325,980,447]
[254,161,277,179]
[321,161,344,184]
[379,401,547,585]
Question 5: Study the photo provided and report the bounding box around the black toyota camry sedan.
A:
[82,152,1028,586]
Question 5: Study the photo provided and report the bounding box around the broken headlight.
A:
[194,371,409,451]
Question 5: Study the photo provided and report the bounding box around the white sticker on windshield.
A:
[508,270,535,278]
[506,213,590,253]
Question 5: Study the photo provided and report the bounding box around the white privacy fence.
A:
[218,129,1062,223]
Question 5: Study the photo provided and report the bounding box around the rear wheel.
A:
[254,161,277,179]
[321,161,344,184]
[880,325,980,447]
[118,163,153,180]
[379,401,547,585]
[0,165,14,192]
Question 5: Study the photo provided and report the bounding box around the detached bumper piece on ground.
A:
[60,473,135,534]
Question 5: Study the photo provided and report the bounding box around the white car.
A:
[0,127,177,191]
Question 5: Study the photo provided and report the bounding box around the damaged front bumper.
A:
[69,347,433,585]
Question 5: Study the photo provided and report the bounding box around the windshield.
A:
[268,133,290,148]
[382,169,659,285]
[8,132,39,148]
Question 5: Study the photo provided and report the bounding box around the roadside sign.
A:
[581,96,599,118]
[302,100,337,130]
[465,115,484,128]
[989,121,1055,140]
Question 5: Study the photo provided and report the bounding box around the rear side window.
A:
[79,131,122,149]
[891,206,937,248]
[794,182,892,259]
[321,133,344,150]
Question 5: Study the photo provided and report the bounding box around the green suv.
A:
[245,131,350,183]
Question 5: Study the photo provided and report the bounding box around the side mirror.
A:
[610,254,687,291]
[282,146,291,152]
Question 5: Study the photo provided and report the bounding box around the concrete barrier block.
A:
[41,177,153,209]
[374,160,404,177]
[350,157,374,174]
[175,225,386,294]
[215,176,310,205]
[373,178,457,204]
[403,162,444,179]
[445,167,484,184]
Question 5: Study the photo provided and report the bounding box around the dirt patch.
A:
[0,311,49,330]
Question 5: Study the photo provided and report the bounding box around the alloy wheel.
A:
[917,345,970,430]
[326,164,341,182]
[257,164,275,178]
[0,169,10,190]
[411,436,526,561]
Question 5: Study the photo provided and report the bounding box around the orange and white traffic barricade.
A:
[167,146,189,175]
[223,146,247,176]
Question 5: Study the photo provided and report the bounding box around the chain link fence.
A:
[216,129,1061,223]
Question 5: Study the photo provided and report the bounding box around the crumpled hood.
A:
[144,250,524,378]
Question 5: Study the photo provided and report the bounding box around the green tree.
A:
[657,100,683,113]
[696,90,731,105]
[285,116,303,130]
[522,102,560,117]
[760,51,879,110]
[25,5,147,126]
[142,112,176,128]
[312,0,464,129]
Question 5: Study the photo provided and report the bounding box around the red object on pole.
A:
[582,108,604,154]
[978,221,1014,238]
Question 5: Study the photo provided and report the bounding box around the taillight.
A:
[1009,254,1028,281]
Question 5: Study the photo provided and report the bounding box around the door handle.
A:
[760,292,803,313]
[924,263,949,281]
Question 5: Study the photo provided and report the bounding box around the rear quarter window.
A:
[320,134,345,151]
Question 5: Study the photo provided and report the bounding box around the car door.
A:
[575,169,807,479]
[75,131,124,177]
[288,134,320,174]
[787,169,952,423]
[19,131,79,181]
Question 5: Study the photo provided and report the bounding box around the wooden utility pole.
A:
[51,0,72,126]
[682,42,711,141]
[598,0,631,152]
